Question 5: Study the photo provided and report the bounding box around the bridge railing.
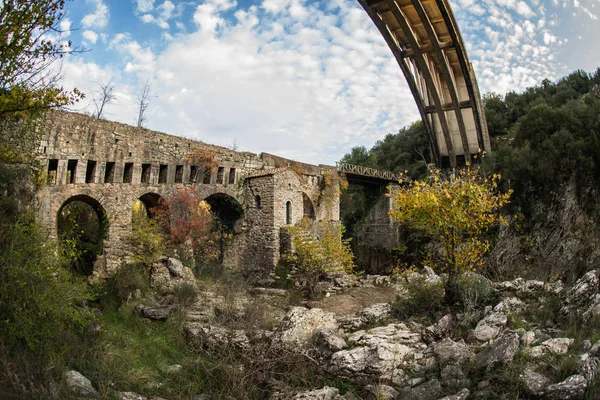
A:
[336,162,401,182]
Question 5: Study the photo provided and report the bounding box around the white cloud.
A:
[82,0,109,28]
[136,0,155,13]
[83,30,99,44]
[59,0,600,164]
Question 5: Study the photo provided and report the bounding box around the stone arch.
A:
[302,193,315,221]
[57,194,108,275]
[136,192,168,218]
[204,192,244,234]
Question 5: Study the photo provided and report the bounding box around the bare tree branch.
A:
[92,78,118,119]
[134,79,155,128]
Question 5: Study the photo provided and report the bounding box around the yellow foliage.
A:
[286,218,354,298]
[390,166,511,278]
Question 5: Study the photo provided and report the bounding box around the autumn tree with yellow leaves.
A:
[390,165,511,301]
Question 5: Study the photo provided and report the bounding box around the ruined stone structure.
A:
[26,111,339,280]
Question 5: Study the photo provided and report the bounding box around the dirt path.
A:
[308,286,400,317]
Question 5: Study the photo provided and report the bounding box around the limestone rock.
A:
[399,379,442,400]
[578,353,599,382]
[493,297,526,314]
[162,364,183,374]
[422,314,454,343]
[475,333,520,369]
[364,384,399,400]
[520,369,550,395]
[139,304,173,320]
[521,330,536,347]
[438,389,470,400]
[543,374,587,400]
[184,323,250,351]
[561,270,600,321]
[314,327,347,357]
[165,257,185,277]
[348,323,423,347]
[293,387,341,399]
[273,307,338,346]
[529,338,574,358]
[150,257,197,295]
[440,364,470,392]
[120,393,147,400]
[473,312,507,342]
[339,303,392,332]
[432,338,474,366]
[64,370,100,399]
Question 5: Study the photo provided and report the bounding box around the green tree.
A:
[0,0,83,118]
[390,166,511,301]
[286,218,354,299]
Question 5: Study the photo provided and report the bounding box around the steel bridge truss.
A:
[336,162,402,183]
[358,0,491,167]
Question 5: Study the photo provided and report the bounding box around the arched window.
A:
[255,195,261,209]
[286,201,292,225]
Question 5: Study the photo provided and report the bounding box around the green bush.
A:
[392,276,445,320]
[452,274,498,313]
[172,282,198,309]
[0,218,94,352]
[96,262,149,309]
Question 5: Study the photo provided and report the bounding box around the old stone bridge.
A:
[32,111,342,280]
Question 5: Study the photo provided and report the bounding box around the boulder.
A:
[150,257,197,295]
[327,343,414,386]
[184,323,250,351]
[364,384,399,400]
[543,374,587,400]
[399,379,442,400]
[422,314,454,343]
[578,353,599,382]
[314,327,347,357]
[273,307,338,346]
[475,333,520,369]
[493,297,526,314]
[348,323,422,348]
[438,389,470,400]
[440,365,470,392]
[432,338,474,366]
[339,303,392,332]
[529,338,574,358]
[561,270,600,322]
[64,370,100,399]
[293,387,341,399]
[520,369,550,395]
[139,304,173,320]
[473,312,507,342]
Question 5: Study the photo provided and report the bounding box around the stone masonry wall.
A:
[2,110,340,280]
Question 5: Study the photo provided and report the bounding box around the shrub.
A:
[0,218,94,352]
[97,262,149,309]
[392,276,445,320]
[172,282,198,309]
[390,165,511,302]
[286,218,354,299]
[452,273,498,313]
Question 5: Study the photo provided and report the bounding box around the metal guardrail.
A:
[336,162,401,182]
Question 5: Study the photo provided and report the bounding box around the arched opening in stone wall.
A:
[302,193,315,221]
[132,192,168,236]
[136,192,168,219]
[286,200,292,225]
[204,193,244,234]
[57,195,108,276]
[204,193,245,263]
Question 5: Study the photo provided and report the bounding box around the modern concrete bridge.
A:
[358,0,491,167]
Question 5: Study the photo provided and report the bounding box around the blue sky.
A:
[55,0,600,165]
